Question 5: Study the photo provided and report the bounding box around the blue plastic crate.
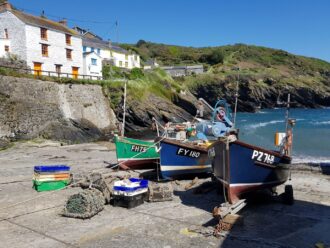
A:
[34,165,70,173]
[113,178,148,192]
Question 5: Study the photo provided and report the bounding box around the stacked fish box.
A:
[33,165,71,192]
[112,178,148,208]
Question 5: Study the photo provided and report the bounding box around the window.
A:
[91,47,94,52]
[4,45,9,52]
[91,58,97,65]
[134,55,137,60]
[119,61,123,67]
[125,54,128,60]
[65,34,71,45]
[40,28,47,40]
[66,49,72,60]
[83,46,87,52]
[97,48,100,55]
[125,62,128,67]
[41,44,48,57]
[55,64,62,74]
[4,29,9,39]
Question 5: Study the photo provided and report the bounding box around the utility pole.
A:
[116,20,119,44]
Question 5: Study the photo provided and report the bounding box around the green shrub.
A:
[129,68,144,80]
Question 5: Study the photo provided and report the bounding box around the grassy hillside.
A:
[122,41,330,69]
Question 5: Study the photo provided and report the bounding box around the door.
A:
[34,62,42,76]
[72,67,79,79]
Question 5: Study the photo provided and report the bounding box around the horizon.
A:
[8,0,330,62]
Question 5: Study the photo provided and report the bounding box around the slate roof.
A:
[9,9,78,36]
[82,37,130,54]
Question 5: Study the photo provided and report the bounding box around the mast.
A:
[122,80,127,137]
[285,93,290,133]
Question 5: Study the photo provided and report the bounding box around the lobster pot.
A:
[33,165,70,192]
[147,183,173,202]
[62,189,105,219]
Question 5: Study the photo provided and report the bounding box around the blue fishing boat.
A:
[212,95,296,204]
[159,138,213,179]
[211,139,292,204]
[159,99,234,179]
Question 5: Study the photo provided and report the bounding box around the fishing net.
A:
[62,188,105,219]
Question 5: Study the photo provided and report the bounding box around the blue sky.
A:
[10,0,330,62]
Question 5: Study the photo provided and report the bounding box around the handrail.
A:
[0,64,102,81]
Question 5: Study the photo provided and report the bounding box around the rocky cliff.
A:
[189,74,330,112]
[118,90,200,132]
[0,75,117,144]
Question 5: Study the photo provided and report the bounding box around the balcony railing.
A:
[0,65,103,80]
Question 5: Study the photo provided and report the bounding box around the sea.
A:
[236,108,330,164]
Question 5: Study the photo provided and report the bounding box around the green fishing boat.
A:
[114,135,159,169]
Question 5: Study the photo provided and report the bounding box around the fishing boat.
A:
[211,94,296,204]
[159,99,234,179]
[159,138,213,179]
[113,81,160,169]
[114,135,159,169]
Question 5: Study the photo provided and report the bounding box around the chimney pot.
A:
[59,18,68,26]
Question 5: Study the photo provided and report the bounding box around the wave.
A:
[312,121,330,126]
[292,155,330,164]
[245,120,284,130]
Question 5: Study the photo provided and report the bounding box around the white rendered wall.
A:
[25,25,83,76]
[0,11,27,61]
[83,53,102,78]
[84,45,140,69]
[0,39,10,57]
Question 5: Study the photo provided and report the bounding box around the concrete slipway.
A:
[0,141,329,248]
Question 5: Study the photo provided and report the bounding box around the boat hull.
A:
[159,139,213,179]
[114,136,159,169]
[212,140,291,204]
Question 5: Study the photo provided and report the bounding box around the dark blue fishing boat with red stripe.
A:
[211,138,292,204]
[211,94,296,204]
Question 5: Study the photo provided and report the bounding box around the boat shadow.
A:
[219,198,330,248]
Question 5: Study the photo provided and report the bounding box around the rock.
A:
[118,92,199,132]
[0,138,10,150]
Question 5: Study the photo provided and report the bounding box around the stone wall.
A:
[0,75,117,142]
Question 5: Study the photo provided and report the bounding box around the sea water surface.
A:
[236,108,330,164]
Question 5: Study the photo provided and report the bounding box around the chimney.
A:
[0,1,12,11]
[108,39,112,48]
[59,18,67,26]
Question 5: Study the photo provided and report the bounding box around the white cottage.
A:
[83,51,102,78]
[0,2,83,78]
[74,26,140,70]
